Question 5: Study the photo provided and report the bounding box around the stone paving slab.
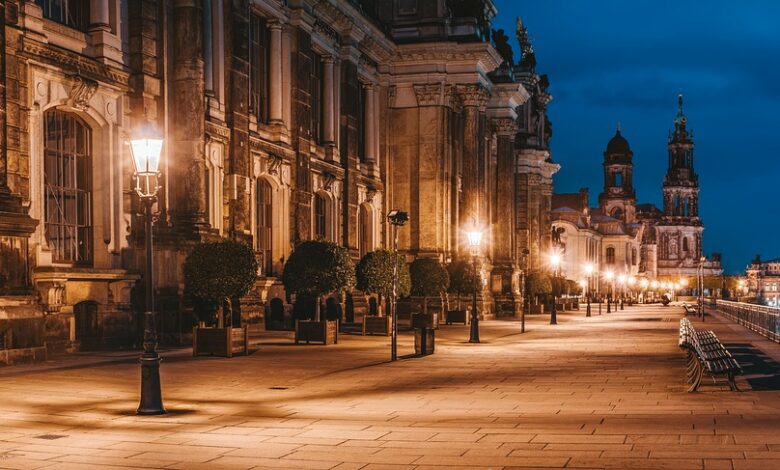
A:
[1,304,780,469]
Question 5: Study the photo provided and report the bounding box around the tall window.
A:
[249,15,269,123]
[310,53,323,143]
[44,110,92,264]
[682,237,689,252]
[36,0,90,31]
[314,194,327,240]
[256,179,273,276]
[606,247,615,265]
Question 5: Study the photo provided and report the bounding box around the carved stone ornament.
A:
[68,75,98,111]
[413,83,444,107]
[491,117,518,136]
[456,84,489,108]
[323,172,337,191]
[267,154,283,176]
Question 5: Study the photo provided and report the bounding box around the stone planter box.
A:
[295,320,338,345]
[193,326,248,357]
[445,310,467,325]
[414,328,435,356]
[362,315,390,336]
[412,312,439,330]
[0,346,47,365]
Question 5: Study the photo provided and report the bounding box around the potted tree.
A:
[410,258,449,329]
[525,270,552,314]
[446,258,474,324]
[184,240,257,357]
[356,250,410,335]
[282,240,355,344]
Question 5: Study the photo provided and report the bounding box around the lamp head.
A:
[604,270,614,280]
[584,263,594,275]
[466,230,483,248]
[387,210,409,226]
[129,123,163,198]
[549,252,561,268]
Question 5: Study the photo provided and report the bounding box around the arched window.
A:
[44,109,92,264]
[611,207,623,220]
[606,247,615,265]
[359,204,372,257]
[314,193,327,240]
[613,172,622,187]
[256,179,273,275]
[632,248,637,266]
[682,237,689,252]
[682,197,689,217]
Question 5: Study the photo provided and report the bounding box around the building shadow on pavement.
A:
[725,342,780,391]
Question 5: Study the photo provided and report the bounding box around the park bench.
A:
[682,303,698,316]
[678,318,742,392]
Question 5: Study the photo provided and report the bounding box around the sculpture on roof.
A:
[515,17,536,72]
[491,28,514,65]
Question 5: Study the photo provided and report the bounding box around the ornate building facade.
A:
[552,96,722,290]
[0,0,558,358]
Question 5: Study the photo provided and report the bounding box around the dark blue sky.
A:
[492,0,780,273]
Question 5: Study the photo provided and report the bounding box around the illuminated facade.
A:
[0,0,560,358]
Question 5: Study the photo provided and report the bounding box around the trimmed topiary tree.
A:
[183,239,258,327]
[356,249,410,315]
[447,258,476,310]
[282,240,355,321]
[525,270,552,305]
[410,258,450,315]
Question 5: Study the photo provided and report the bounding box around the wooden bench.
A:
[678,318,742,392]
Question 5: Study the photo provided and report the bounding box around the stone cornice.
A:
[312,0,396,64]
[487,82,529,120]
[20,37,130,89]
[456,83,489,108]
[393,41,502,73]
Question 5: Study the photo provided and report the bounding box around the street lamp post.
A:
[618,273,626,310]
[130,127,165,415]
[549,252,561,325]
[387,210,408,361]
[520,248,530,333]
[605,270,614,313]
[698,256,706,321]
[584,263,594,317]
[467,229,483,343]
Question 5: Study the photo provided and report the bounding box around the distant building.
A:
[745,256,780,306]
[552,96,722,290]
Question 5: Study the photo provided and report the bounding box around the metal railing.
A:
[715,300,780,343]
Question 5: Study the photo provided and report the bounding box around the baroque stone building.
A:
[551,95,722,291]
[0,0,558,358]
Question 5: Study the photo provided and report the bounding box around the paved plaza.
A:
[1,304,780,470]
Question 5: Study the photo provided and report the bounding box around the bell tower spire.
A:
[598,125,636,223]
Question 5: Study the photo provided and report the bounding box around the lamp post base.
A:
[137,354,165,415]
[469,314,480,343]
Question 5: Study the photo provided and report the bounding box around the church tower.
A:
[656,94,704,271]
[662,94,700,221]
[598,125,636,223]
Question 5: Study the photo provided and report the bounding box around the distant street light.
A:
[584,263,594,317]
[604,270,614,313]
[129,125,165,416]
[387,210,409,361]
[466,228,483,343]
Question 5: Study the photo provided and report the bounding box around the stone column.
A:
[172,0,207,226]
[364,84,376,163]
[457,84,488,233]
[89,0,110,31]
[322,57,335,144]
[268,21,283,124]
[0,0,6,191]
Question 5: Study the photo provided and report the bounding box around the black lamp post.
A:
[387,210,408,361]
[467,229,483,343]
[584,263,594,317]
[520,248,529,333]
[698,256,706,320]
[605,270,614,313]
[129,127,165,415]
[549,251,561,325]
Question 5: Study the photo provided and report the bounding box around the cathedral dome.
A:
[606,129,631,154]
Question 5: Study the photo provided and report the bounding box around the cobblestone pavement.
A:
[1,304,780,470]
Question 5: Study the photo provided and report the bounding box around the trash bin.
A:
[415,327,435,356]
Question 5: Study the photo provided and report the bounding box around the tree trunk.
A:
[315,296,321,322]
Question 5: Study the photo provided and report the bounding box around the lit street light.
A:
[129,125,165,415]
[467,228,483,343]
[387,210,409,361]
[605,270,614,313]
[584,263,594,317]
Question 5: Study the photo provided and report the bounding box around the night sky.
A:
[492,0,780,273]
